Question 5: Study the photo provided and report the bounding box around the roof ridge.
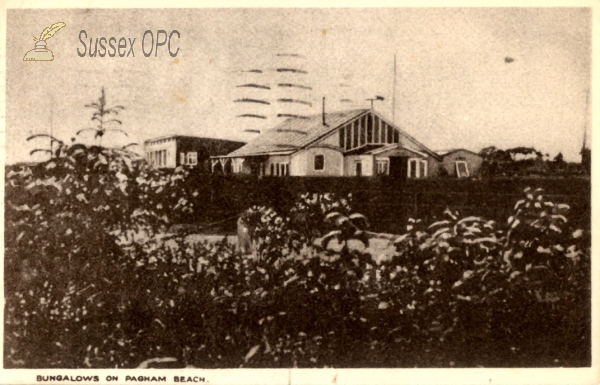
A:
[272,108,368,123]
[226,109,370,157]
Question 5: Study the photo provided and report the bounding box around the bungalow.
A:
[435,149,483,178]
[212,108,480,178]
[145,135,245,172]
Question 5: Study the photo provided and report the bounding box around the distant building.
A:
[211,109,459,178]
[435,149,483,178]
[144,135,245,172]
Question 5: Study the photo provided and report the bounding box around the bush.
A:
[4,146,590,368]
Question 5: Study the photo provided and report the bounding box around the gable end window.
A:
[455,161,469,178]
[314,154,325,171]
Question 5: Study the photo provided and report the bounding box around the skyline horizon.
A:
[8,101,590,166]
[6,8,592,164]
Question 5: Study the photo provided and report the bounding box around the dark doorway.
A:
[197,149,208,171]
[250,162,261,176]
[355,162,362,177]
[213,162,224,174]
[389,156,407,179]
[224,161,232,174]
[249,156,268,176]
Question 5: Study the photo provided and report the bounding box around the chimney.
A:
[322,97,327,126]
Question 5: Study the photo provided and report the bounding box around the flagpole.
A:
[392,54,397,124]
[583,88,589,150]
[50,95,53,159]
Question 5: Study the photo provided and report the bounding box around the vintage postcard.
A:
[1,1,598,384]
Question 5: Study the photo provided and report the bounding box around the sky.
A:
[5,7,593,164]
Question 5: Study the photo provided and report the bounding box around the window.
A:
[455,161,469,178]
[272,162,289,176]
[409,159,418,178]
[360,117,366,146]
[408,158,428,178]
[277,163,289,176]
[376,160,389,175]
[419,159,427,177]
[345,124,352,150]
[367,115,373,143]
[187,152,198,165]
[314,154,324,171]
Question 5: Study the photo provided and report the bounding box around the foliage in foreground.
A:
[4,146,590,368]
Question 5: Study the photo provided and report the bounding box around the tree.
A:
[76,87,127,146]
[479,146,510,163]
[479,146,547,177]
[554,152,565,164]
[505,147,542,161]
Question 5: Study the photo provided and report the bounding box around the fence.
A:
[174,174,591,234]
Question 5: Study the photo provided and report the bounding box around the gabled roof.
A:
[435,148,481,157]
[222,109,440,159]
[225,109,368,157]
[145,134,245,146]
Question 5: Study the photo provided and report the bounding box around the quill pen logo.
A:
[23,22,66,61]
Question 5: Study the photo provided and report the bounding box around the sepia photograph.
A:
[1,2,597,384]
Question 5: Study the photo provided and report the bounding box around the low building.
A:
[144,135,245,172]
[211,109,444,178]
[435,149,483,178]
